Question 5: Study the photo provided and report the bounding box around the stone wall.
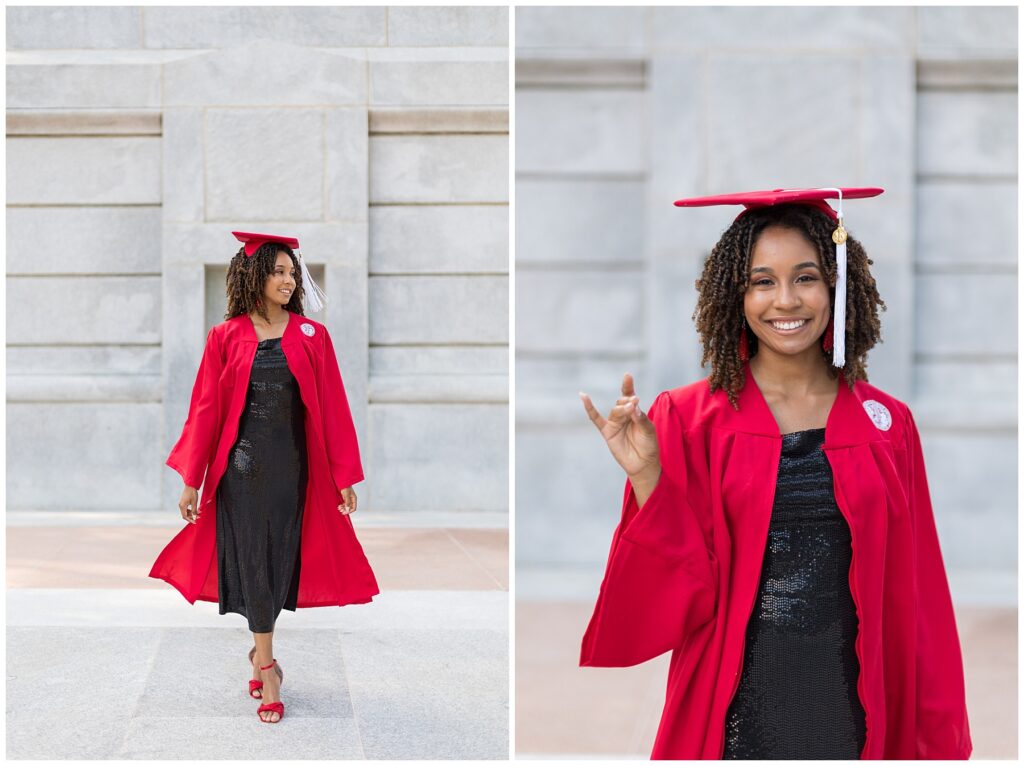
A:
[6,6,509,515]
[515,6,1017,600]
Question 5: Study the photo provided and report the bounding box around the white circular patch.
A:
[863,400,892,431]
[301,322,316,337]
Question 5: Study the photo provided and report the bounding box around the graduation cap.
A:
[231,230,328,313]
[672,187,884,368]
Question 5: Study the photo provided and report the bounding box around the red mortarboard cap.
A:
[231,230,301,257]
[672,187,885,369]
[673,187,883,221]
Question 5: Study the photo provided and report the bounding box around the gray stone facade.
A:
[516,6,1017,602]
[7,7,509,516]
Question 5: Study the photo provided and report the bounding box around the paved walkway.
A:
[516,600,1016,759]
[7,515,509,760]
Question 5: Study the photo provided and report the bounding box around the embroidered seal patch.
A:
[301,322,316,337]
[863,400,892,431]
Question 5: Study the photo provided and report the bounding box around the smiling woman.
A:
[578,188,971,759]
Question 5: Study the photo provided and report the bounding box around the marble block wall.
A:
[515,6,1017,600]
[7,6,509,515]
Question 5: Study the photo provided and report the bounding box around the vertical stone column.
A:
[325,107,370,441]
[646,55,704,394]
[515,49,648,565]
[859,53,915,400]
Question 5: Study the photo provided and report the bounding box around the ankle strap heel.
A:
[255,658,286,723]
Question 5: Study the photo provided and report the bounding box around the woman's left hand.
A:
[338,487,357,515]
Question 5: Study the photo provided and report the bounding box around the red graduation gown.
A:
[149,312,379,608]
[581,364,972,759]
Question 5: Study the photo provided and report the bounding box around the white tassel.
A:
[296,250,328,313]
[828,188,847,368]
[832,234,846,368]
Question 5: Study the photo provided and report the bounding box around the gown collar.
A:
[734,361,880,447]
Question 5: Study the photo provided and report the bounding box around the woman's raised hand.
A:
[580,373,661,480]
[179,486,199,524]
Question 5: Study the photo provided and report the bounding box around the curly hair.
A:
[224,243,307,323]
[692,203,885,409]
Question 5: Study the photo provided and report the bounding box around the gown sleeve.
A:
[580,391,716,668]
[321,325,364,492]
[165,326,224,490]
[905,410,973,758]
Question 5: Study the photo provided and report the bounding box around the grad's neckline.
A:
[782,427,827,437]
[744,362,842,442]
[247,309,291,343]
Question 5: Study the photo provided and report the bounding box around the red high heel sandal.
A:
[247,647,283,699]
[256,659,285,723]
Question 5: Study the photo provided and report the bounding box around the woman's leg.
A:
[253,628,281,722]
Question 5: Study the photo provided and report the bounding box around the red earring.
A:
[738,323,750,362]
[822,317,834,351]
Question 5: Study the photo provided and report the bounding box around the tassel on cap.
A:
[296,250,328,313]
[823,188,847,368]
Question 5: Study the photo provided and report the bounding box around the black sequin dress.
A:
[216,337,308,633]
[722,428,867,760]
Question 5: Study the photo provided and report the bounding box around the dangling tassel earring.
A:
[822,317,834,352]
[738,321,750,362]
